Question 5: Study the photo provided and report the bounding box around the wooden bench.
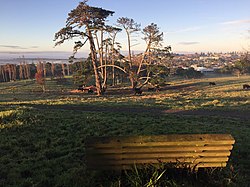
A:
[85,134,235,170]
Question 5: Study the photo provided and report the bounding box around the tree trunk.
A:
[94,30,104,79]
[1,66,6,82]
[126,30,132,66]
[67,64,70,76]
[87,27,102,96]
[19,63,23,80]
[129,71,136,88]
[102,43,108,89]
[51,63,55,78]
[126,30,135,88]
[7,64,12,81]
[43,62,47,78]
[24,62,28,79]
[137,43,150,75]
[94,30,107,91]
[26,63,30,79]
[61,63,65,77]
[111,39,115,86]
[12,64,17,81]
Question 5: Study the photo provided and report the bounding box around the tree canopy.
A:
[54,0,115,95]
[54,1,172,95]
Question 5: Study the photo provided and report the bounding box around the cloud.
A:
[30,46,39,49]
[168,26,201,34]
[0,45,26,49]
[0,45,39,49]
[221,19,250,25]
[178,42,200,45]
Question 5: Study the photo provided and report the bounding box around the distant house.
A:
[199,56,219,60]
[191,65,214,73]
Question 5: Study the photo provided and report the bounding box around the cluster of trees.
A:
[216,53,250,77]
[175,67,203,79]
[54,0,172,95]
[0,62,72,83]
[233,53,250,77]
[0,63,34,82]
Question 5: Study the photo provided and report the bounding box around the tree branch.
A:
[97,64,127,74]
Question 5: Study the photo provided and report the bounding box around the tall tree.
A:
[133,23,171,89]
[12,64,17,81]
[67,63,70,76]
[61,63,66,77]
[51,63,55,78]
[102,38,112,86]
[106,26,122,85]
[93,28,104,81]
[137,23,163,75]
[117,17,140,63]
[1,65,7,82]
[54,1,114,96]
[117,17,140,88]
[25,63,30,79]
[6,64,12,81]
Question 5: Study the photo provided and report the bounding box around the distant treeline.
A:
[0,62,71,82]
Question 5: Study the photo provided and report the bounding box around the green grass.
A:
[0,75,250,186]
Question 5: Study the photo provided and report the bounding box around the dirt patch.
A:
[67,83,199,96]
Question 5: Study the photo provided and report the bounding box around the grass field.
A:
[0,76,250,186]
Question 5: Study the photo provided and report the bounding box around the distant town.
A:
[0,50,248,85]
[171,52,245,73]
[0,52,246,73]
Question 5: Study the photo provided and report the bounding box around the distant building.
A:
[191,65,214,73]
[199,56,219,60]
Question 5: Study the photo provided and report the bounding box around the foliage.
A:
[35,70,45,92]
[142,23,163,48]
[71,56,94,86]
[124,162,240,187]
[175,67,203,79]
[147,65,170,86]
[54,2,173,93]
[233,53,250,76]
[117,17,141,63]
[125,164,167,187]
[216,65,234,74]
[54,1,115,47]
[133,24,171,88]
[54,1,115,95]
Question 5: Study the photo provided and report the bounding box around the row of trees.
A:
[0,63,33,82]
[54,0,172,95]
[0,62,71,82]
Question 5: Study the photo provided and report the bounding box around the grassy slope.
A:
[0,76,250,186]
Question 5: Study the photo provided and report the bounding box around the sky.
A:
[0,0,250,59]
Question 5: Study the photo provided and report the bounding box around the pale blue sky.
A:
[0,0,249,59]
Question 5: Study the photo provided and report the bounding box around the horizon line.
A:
[0,50,247,60]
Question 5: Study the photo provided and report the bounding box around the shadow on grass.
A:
[11,102,250,120]
[0,106,250,186]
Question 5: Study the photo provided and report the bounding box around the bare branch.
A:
[97,64,127,74]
